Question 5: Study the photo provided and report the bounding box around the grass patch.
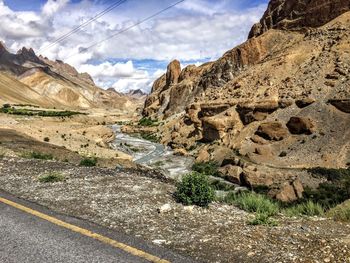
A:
[225,192,279,216]
[175,172,215,207]
[1,106,83,117]
[140,132,159,143]
[210,179,235,191]
[327,200,350,222]
[21,151,53,160]
[138,117,158,127]
[192,161,221,177]
[39,172,65,183]
[248,213,278,226]
[79,157,97,167]
[283,200,324,217]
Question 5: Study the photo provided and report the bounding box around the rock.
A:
[166,60,181,86]
[270,179,304,202]
[254,146,273,157]
[329,99,350,113]
[157,204,172,213]
[251,135,268,145]
[287,117,315,135]
[174,148,188,156]
[295,98,315,108]
[218,165,243,184]
[249,0,350,38]
[183,205,195,213]
[255,122,288,141]
[241,168,274,187]
[196,148,210,163]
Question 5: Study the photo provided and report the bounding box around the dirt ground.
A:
[0,157,349,263]
[0,112,134,167]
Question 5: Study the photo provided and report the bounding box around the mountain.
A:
[126,89,147,99]
[143,0,350,200]
[0,43,136,111]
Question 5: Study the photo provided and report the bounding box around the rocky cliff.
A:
[143,0,350,201]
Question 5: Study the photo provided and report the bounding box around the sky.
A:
[0,0,268,93]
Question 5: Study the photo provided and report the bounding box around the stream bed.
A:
[110,125,194,179]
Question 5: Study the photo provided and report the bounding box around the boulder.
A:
[196,148,210,163]
[286,117,315,135]
[255,122,288,141]
[241,168,274,187]
[166,60,181,86]
[218,165,243,184]
[329,99,350,113]
[295,98,315,108]
[269,179,304,202]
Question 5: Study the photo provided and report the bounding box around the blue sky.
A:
[0,0,268,92]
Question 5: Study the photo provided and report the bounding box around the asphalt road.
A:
[0,192,195,263]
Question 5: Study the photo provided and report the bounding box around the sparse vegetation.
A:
[175,172,215,207]
[140,132,159,143]
[248,213,278,226]
[283,200,324,217]
[222,192,279,216]
[21,151,53,160]
[79,157,97,167]
[138,117,158,127]
[39,172,65,183]
[0,106,83,117]
[327,200,350,222]
[192,161,221,177]
[210,179,235,191]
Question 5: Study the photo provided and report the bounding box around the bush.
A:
[80,157,97,167]
[140,132,159,143]
[327,200,350,222]
[39,172,65,183]
[22,151,53,160]
[232,192,279,216]
[248,213,278,226]
[175,172,215,207]
[283,200,324,217]
[138,117,158,127]
[192,161,221,177]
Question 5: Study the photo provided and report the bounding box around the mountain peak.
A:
[17,47,36,56]
[249,0,350,38]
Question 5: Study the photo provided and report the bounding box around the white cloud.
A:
[0,0,267,92]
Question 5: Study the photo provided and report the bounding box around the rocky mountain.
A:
[143,0,350,201]
[126,89,147,99]
[0,42,136,111]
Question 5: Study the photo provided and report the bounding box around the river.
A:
[110,125,194,180]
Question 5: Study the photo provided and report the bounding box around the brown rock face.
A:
[329,99,350,113]
[166,60,181,86]
[218,165,243,184]
[270,179,304,202]
[255,122,288,141]
[249,0,350,38]
[286,117,315,135]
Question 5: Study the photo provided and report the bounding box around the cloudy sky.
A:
[0,0,268,93]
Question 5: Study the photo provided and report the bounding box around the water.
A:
[111,125,194,180]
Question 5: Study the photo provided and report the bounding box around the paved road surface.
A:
[0,191,195,263]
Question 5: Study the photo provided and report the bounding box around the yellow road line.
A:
[0,197,170,263]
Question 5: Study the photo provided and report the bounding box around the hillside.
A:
[0,42,141,111]
[143,0,350,200]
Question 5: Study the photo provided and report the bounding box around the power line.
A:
[39,0,127,53]
[64,0,185,61]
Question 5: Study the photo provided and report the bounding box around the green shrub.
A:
[248,213,278,226]
[232,192,279,216]
[283,200,324,217]
[79,157,97,167]
[22,151,53,160]
[175,172,215,207]
[140,133,159,143]
[192,161,221,177]
[39,172,65,183]
[138,117,158,127]
[327,200,350,222]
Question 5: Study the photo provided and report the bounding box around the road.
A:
[0,192,195,263]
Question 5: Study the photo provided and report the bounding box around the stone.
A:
[274,183,297,202]
[287,117,315,135]
[293,179,304,199]
[329,99,350,113]
[255,122,288,141]
[218,165,243,184]
[295,98,315,108]
[157,204,172,213]
[196,148,210,163]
